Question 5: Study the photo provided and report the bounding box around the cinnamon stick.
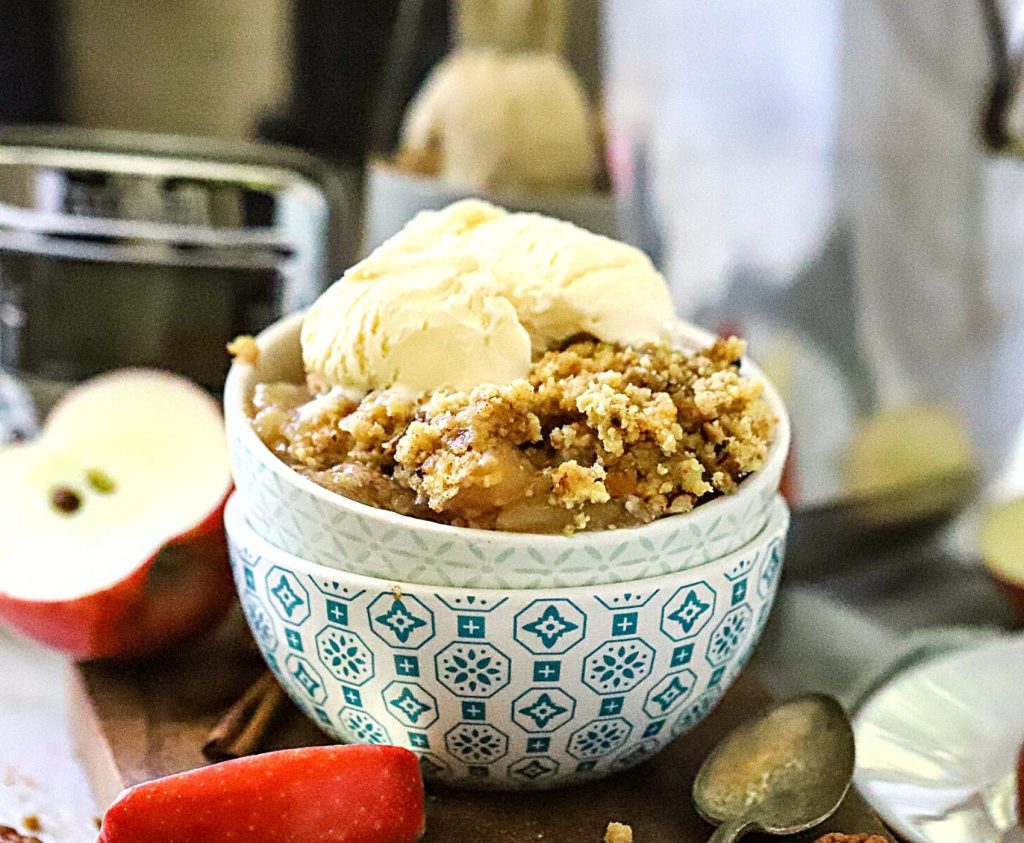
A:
[203,672,285,762]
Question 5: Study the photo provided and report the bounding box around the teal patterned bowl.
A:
[226,492,789,790]
[225,313,790,589]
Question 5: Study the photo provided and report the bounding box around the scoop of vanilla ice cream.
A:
[302,200,675,394]
[400,50,595,192]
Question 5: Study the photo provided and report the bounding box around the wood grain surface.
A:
[72,610,893,842]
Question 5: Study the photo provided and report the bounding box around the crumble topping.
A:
[251,337,774,534]
[227,335,260,365]
[604,821,633,843]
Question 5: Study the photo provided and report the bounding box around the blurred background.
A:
[3,3,1024,838]
[2,0,1024,562]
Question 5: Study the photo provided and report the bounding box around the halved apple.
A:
[980,497,1024,618]
[0,370,234,660]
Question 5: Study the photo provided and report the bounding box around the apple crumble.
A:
[249,336,775,534]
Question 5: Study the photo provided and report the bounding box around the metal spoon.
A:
[693,694,855,843]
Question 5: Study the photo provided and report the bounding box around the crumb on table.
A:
[604,821,633,843]
[227,335,260,365]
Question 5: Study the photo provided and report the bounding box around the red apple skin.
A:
[0,495,234,660]
[1017,740,1023,829]
[99,745,425,843]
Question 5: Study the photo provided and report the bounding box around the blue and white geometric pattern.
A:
[368,593,435,649]
[240,594,278,653]
[642,669,697,718]
[706,604,754,667]
[286,654,327,705]
[435,643,511,698]
[660,583,717,640]
[229,492,790,789]
[508,755,559,782]
[758,538,784,599]
[445,722,509,764]
[611,738,662,770]
[315,625,375,685]
[511,688,577,733]
[582,638,655,694]
[567,717,634,760]
[266,566,311,625]
[339,707,391,744]
[513,599,586,654]
[382,681,439,728]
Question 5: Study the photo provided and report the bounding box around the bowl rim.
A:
[225,491,790,597]
[225,311,791,549]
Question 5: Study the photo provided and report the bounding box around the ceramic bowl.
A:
[363,160,620,253]
[224,313,790,589]
[225,492,789,790]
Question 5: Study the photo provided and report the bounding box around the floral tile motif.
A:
[706,604,753,667]
[758,537,785,599]
[582,638,655,695]
[368,593,435,650]
[445,722,509,764]
[508,756,559,782]
[315,625,375,685]
[241,594,278,653]
[567,717,634,761]
[672,687,725,738]
[513,599,587,655]
[435,643,511,698]
[611,738,662,770]
[227,480,788,787]
[659,583,717,641]
[642,669,697,718]
[339,707,391,745]
[512,688,577,733]
[285,654,327,705]
[382,681,438,728]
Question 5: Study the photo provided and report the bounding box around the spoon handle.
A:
[706,817,754,843]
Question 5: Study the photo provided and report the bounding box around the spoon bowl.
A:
[693,694,855,842]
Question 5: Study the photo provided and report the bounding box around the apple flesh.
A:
[843,405,978,525]
[980,497,1024,619]
[0,370,234,660]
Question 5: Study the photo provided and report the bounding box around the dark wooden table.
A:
[71,611,892,843]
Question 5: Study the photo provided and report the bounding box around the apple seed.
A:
[86,468,116,494]
[50,486,82,514]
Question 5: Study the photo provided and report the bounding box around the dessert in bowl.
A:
[225,491,789,789]
[225,200,789,588]
[225,200,792,789]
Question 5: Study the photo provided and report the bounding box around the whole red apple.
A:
[0,371,234,660]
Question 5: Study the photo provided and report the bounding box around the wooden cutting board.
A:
[71,610,893,842]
